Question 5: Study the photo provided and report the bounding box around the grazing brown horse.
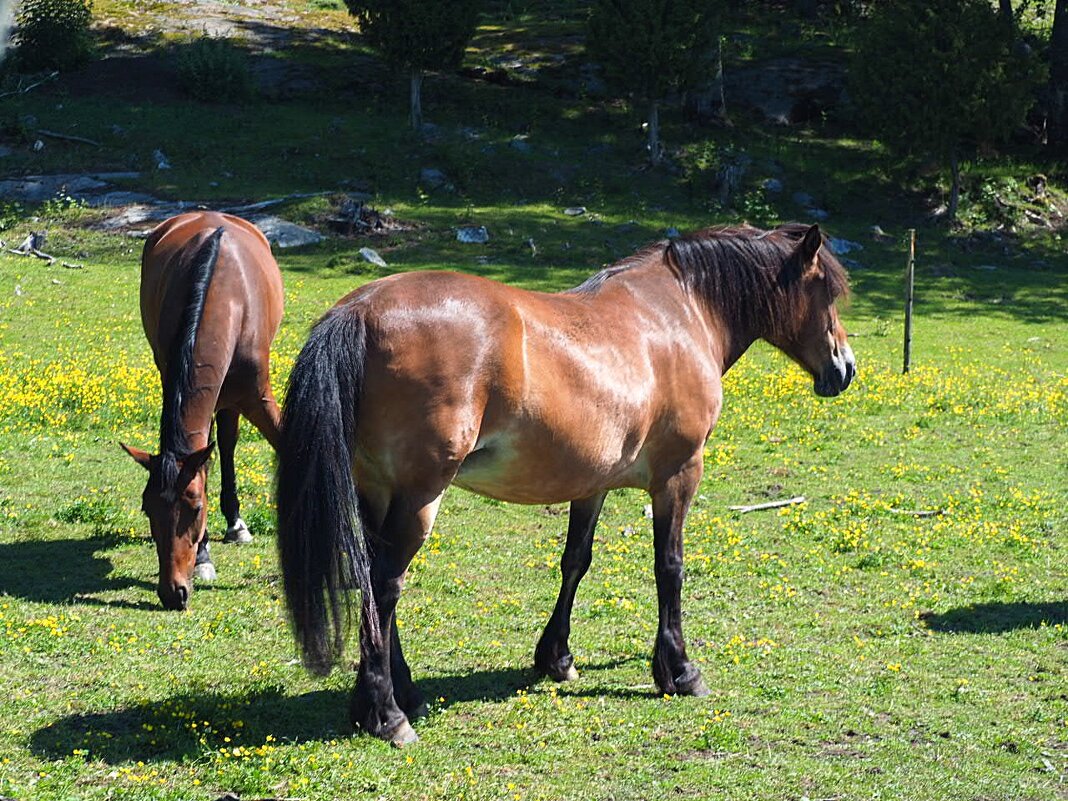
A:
[122,212,284,611]
[277,223,855,745]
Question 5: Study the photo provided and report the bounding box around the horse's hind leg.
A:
[351,491,441,745]
[243,384,282,451]
[535,492,607,682]
[650,457,708,697]
[217,408,251,544]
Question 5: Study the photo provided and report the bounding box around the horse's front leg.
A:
[650,456,709,696]
[535,492,607,681]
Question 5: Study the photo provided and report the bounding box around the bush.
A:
[15,0,94,72]
[175,38,253,103]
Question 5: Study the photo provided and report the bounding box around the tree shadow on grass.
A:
[0,534,155,607]
[31,659,645,763]
[919,601,1067,633]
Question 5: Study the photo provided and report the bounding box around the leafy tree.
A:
[15,0,93,72]
[587,0,720,166]
[345,0,482,130]
[850,0,1042,221]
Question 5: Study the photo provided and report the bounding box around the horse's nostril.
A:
[175,584,189,609]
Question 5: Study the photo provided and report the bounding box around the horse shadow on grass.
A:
[920,601,1067,633]
[31,660,647,764]
[0,533,157,609]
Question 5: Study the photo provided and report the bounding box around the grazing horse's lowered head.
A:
[121,443,214,610]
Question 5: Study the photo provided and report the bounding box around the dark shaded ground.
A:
[920,601,1068,633]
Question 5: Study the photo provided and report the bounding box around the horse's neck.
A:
[161,357,222,454]
[607,260,758,375]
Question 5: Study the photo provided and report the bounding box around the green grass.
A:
[0,1,1067,799]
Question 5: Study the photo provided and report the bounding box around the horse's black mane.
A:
[569,223,849,337]
[156,226,224,489]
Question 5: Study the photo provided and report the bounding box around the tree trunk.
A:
[713,36,728,122]
[409,70,424,131]
[648,99,661,166]
[999,0,1014,29]
[947,149,961,222]
[1050,0,1068,147]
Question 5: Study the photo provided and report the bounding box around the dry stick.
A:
[0,71,59,99]
[36,129,102,147]
[728,496,806,513]
[903,228,916,374]
[888,508,943,518]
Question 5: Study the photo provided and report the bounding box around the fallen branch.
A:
[61,261,84,270]
[223,191,332,215]
[0,71,59,99]
[729,496,806,513]
[888,508,943,518]
[36,129,102,147]
[8,247,56,263]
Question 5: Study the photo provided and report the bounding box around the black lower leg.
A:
[651,466,708,697]
[390,621,425,718]
[535,493,606,680]
[216,409,240,528]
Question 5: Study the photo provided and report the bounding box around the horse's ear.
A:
[121,443,153,470]
[177,443,215,487]
[799,224,822,267]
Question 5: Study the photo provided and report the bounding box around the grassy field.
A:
[1,2,1067,799]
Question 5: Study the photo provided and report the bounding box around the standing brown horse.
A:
[276,223,855,745]
[122,212,284,611]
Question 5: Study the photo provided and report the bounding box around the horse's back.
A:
[140,212,284,396]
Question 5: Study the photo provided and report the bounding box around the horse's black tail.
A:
[276,305,377,675]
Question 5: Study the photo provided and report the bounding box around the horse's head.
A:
[121,442,214,610]
[766,224,856,397]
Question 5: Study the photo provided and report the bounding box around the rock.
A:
[32,140,44,152]
[358,247,387,268]
[762,177,784,194]
[807,208,830,221]
[0,174,108,203]
[456,226,489,244]
[99,202,196,230]
[85,191,161,207]
[510,135,532,154]
[839,257,865,271]
[419,168,450,190]
[250,215,323,248]
[827,237,863,255]
[974,264,999,271]
[153,149,171,170]
[563,206,586,216]
[665,226,681,239]
[792,191,815,207]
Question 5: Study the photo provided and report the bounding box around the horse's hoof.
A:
[674,666,709,697]
[557,664,579,682]
[388,721,418,748]
[193,562,217,582]
[537,654,579,683]
[224,519,252,544]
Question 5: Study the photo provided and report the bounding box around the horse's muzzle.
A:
[815,343,856,397]
[159,581,190,611]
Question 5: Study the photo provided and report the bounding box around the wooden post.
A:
[903,229,916,374]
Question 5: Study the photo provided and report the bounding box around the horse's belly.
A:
[453,431,643,505]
